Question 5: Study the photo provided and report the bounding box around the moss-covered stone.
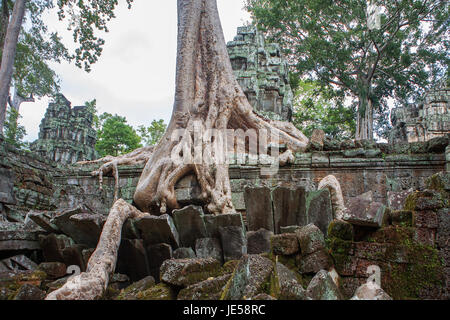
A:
[389,210,413,227]
[327,220,354,241]
[134,283,176,300]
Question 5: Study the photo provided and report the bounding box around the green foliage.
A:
[246,0,449,138]
[95,112,142,157]
[138,119,167,146]
[292,80,355,138]
[3,106,28,149]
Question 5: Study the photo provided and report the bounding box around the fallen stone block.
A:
[305,189,333,235]
[172,205,207,248]
[343,197,387,228]
[135,214,180,248]
[177,274,232,300]
[146,243,173,282]
[195,238,223,264]
[244,186,274,232]
[27,211,59,233]
[270,233,299,256]
[219,226,247,262]
[221,254,274,300]
[1,255,38,272]
[297,249,333,274]
[306,269,343,300]
[13,284,46,300]
[296,223,326,255]
[275,262,306,300]
[173,247,196,259]
[247,228,273,254]
[160,258,221,287]
[272,186,306,234]
[387,189,413,211]
[204,212,245,238]
[38,262,66,279]
[327,219,354,241]
[117,239,150,282]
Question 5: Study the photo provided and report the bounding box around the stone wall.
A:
[390,86,449,143]
[227,26,293,122]
[30,94,98,164]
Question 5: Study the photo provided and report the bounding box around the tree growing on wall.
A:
[246,0,449,140]
[46,0,309,300]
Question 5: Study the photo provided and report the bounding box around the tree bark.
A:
[45,199,149,300]
[133,0,308,215]
[0,0,26,135]
[355,97,373,141]
[0,0,10,59]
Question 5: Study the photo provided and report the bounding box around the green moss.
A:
[326,237,352,255]
[327,220,354,241]
[385,230,445,300]
[135,283,175,300]
[404,192,419,211]
[220,260,239,275]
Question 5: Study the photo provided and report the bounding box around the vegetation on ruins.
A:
[95,112,142,157]
[0,0,134,135]
[291,79,355,138]
[138,119,168,147]
[246,0,449,140]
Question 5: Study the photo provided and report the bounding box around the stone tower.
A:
[389,85,450,143]
[226,26,293,122]
[30,94,98,164]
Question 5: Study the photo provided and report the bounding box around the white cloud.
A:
[21,0,250,142]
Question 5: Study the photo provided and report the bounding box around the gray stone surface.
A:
[306,270,343,300]
[388,189,413,210]
[204,212,245,238]
[270,233,300,256]
[247,228,273,254]
[0,168,15,205]
[146,243,173,283]
[0,255,38,272]
[343,197,387,228]
[195,238,223,264]
[173,247,196,259]
[272,186,306,234]
[305,189,333,235]
[178,274,232,300]
[276,262,306,300]
[135,214,180,248]
[27,211,59,233]
[244,186,274,232]
[172,205,207,248]
[160,258,221,287]
[227,26,294,122]
[296,223,326,255]
[219,226,247,262]
[297,249,333,274]
[117,239,150,282]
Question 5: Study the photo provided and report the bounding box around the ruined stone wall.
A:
[226,26,293,122]
[51,138,448,216]
[390,86,450,143]
[30,94,98,164]
[0,137,63,222]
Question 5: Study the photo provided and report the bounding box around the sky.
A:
[20,0,251,142]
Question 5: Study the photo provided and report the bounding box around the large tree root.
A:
[45,199,148,300]
[77,146,154,201]
[318,175,346,220]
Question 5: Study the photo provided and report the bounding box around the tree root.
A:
[318,175,346,220]
[45,199,149,300]
[76,146,154,201]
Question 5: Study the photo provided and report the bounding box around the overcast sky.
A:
[20,0,251,142]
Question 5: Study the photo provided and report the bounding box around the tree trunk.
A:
[0,0,26,135]
[0,0,10,59]
[355,97,373,141]
[133,0,308,215]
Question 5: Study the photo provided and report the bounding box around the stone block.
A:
[247,228,273,254]
[204,212,245,238]
[244,186,274,232]
[272,186,306,234]
[160,258,221,287]
[117,239,150,282]
[173,247,196,259]
[135,214,180,248]
[146,243,173,283]
[270,233,299,256]
[343,197,387,228]
[172,205,207,249]
[219,226,247,262]
[296,223,326,255]
[306,269,343,300]
[297,249,333,274]
[195,238,223,263]
[387,189,413,211]
[305,189,333,235]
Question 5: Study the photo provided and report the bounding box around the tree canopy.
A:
[246,0,449,140]
[95,112,142,157]
[138,119,167,147]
